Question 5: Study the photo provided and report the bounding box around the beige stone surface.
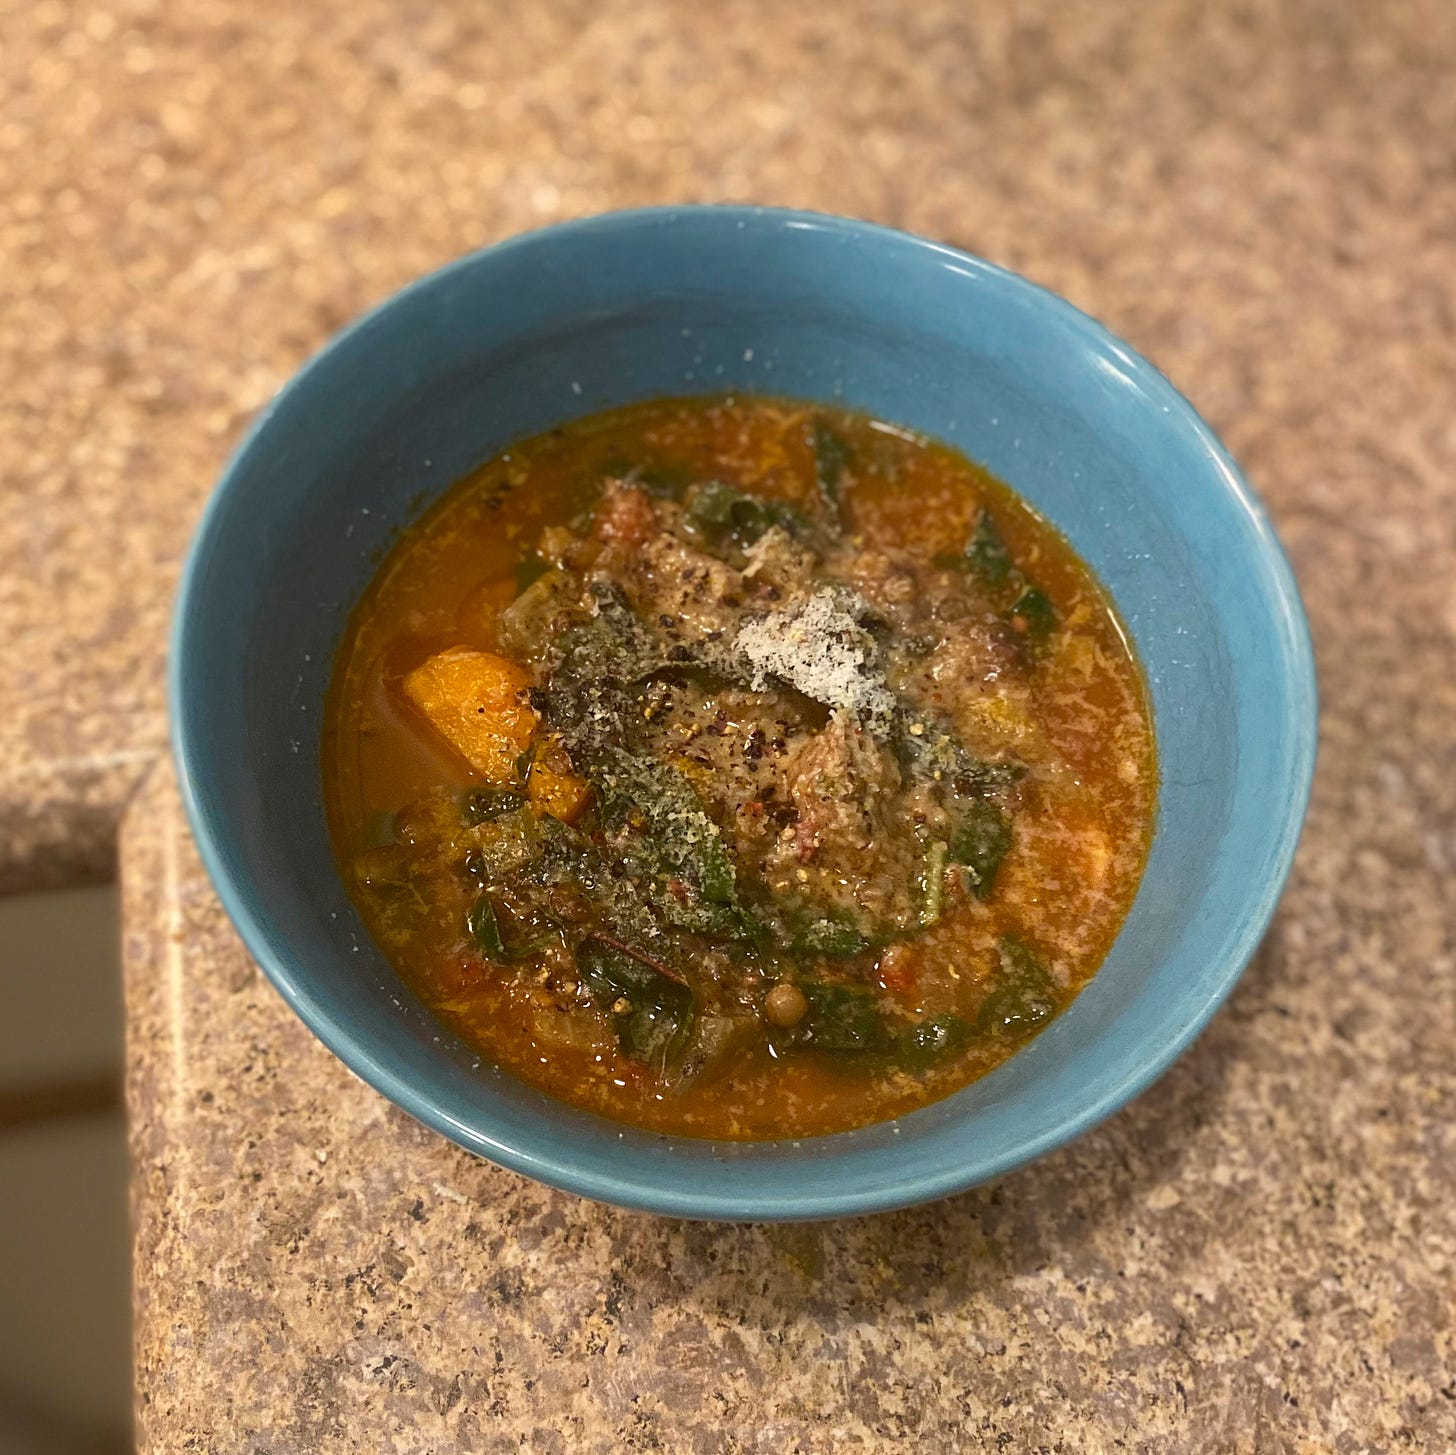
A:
[6,0,1455,895]
[124,743,1454,1452]
[3,0,1433,1444]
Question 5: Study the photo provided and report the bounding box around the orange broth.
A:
[324,395,1155,1138]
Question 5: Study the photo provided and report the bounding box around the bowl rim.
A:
[171,204,1318,1220]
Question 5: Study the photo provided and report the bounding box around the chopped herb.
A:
[948,801,1012,898]
[897,1013,971,1068]
[795,982,891,1054]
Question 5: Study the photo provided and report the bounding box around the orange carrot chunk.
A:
[401,648,537,783]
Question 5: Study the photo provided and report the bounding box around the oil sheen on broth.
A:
[324,395,1156,1139]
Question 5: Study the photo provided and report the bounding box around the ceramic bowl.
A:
[172,207,1316,1219]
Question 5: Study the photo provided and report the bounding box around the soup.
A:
[324,395,1155,1139]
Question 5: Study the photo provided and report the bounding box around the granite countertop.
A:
[7,0,1450,1446]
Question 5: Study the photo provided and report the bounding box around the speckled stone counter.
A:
[75,0,1455,1448]
[6,0,1451,901]
[126,736,1455,1453]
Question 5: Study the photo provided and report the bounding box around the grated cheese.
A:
[733,588,896,732]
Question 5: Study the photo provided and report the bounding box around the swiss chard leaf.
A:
[576,940,694,1069]
[592,748,738,905]
[621,1001,694,1065]
[796,982,891,1054]
[461,787,528,825]
[635,463,695,500]
[576,939,676,1001]
[551,582,659,691]
[976,936,1056,1037]
[810,419,853,518]
[944,512,1060,655]
[596,452,694,500]
[1008,587,1057,648]
[952,758,1026,794]
[897,1013,971,1069]
[542,592,657,753]
[658,888,768,945]
[514,552,551,593]
[686,480,806,548]
[460,805,543,882]
[468,893,560,963]
[889,706,1024,794]
[792,915,871,961]
[467,894,508,957]
[948,801,1013,898]
[520,814,599,884]
[964,511,1013,588]
[545,584,750,750]
[525,815,753,960]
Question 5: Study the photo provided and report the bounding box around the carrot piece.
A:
[400,648,537,783]
[528,761,593,824]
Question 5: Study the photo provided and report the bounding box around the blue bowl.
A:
[172,207,1316,1220]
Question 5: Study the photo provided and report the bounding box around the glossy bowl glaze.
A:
[172,207,1316,1220]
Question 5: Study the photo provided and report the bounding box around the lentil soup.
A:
[324,395,1155,1138]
